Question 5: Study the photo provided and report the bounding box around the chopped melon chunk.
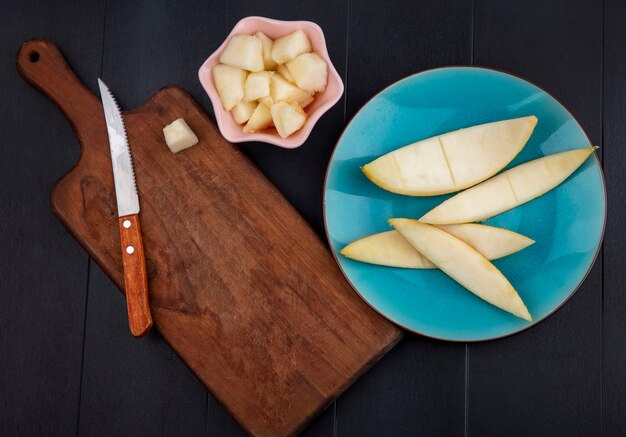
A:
[212,64,246,111]
[219,34,264,72]
[277,64,296,83]
[243,104,272,133]
[271,29,312,64]
[244,71,273,102]
[299,95,314,109]
[258,96,274,106]
[286,53,328,92]
[270,74,313,107]
[255,31,277,70]
[271,101,307,138]
[163,118,199,153]
[231,101,257,125]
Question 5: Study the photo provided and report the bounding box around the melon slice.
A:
[362,116,538,196]
[340,224,534,269]
[420,147,597,224]
[390,219,532,321]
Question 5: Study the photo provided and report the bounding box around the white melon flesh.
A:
[271,101,306,138]
[340,224,533,269]
[277,64,296,83]
[212,64,247,111]
[299,95,314,109]
[271,29,312,64]
[420,147,597,224]
[231,101,257,125]
[439,116,537,189]
[363,137,454,195]
[255,31,277,70]
[244,71,272,102]
[363,116,538,196]
[437,224,534,259]
[243,104,272,133]
[258,96,274,106]
[162,118,198,154]
[390,219,532,321]
[270,74,313,107]
[286,53,328,92]
[341,230,433,268]
[219,34,264,72]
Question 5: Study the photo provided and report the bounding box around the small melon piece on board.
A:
[163,118,199,153]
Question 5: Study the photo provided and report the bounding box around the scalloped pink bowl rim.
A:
[198,16,344,149]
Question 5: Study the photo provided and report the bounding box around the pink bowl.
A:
[198,16,344,149]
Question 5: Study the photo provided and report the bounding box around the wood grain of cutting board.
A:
[17,39,401,437]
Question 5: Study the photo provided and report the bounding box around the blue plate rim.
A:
[322,65,607,343]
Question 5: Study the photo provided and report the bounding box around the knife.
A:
[98,78,153,337]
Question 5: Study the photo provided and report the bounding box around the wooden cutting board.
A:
[17,39,401,437]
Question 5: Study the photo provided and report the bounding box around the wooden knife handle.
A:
[118,214,152,337]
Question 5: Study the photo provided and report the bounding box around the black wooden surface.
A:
[470,2,604,436]
[0,0,622,436]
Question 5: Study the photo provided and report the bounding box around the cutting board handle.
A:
[17,39,102,147]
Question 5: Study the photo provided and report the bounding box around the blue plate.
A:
[324,67,605,342]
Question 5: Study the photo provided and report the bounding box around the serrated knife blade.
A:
[97,78,139,216]
[98,78,152,337]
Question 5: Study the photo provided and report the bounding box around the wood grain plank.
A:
[77,264,207,437]
[78,1,229,435]
[0,1,104,435]
[469,1,603,435]
[337,1,472,435]
[602,0,626,435]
